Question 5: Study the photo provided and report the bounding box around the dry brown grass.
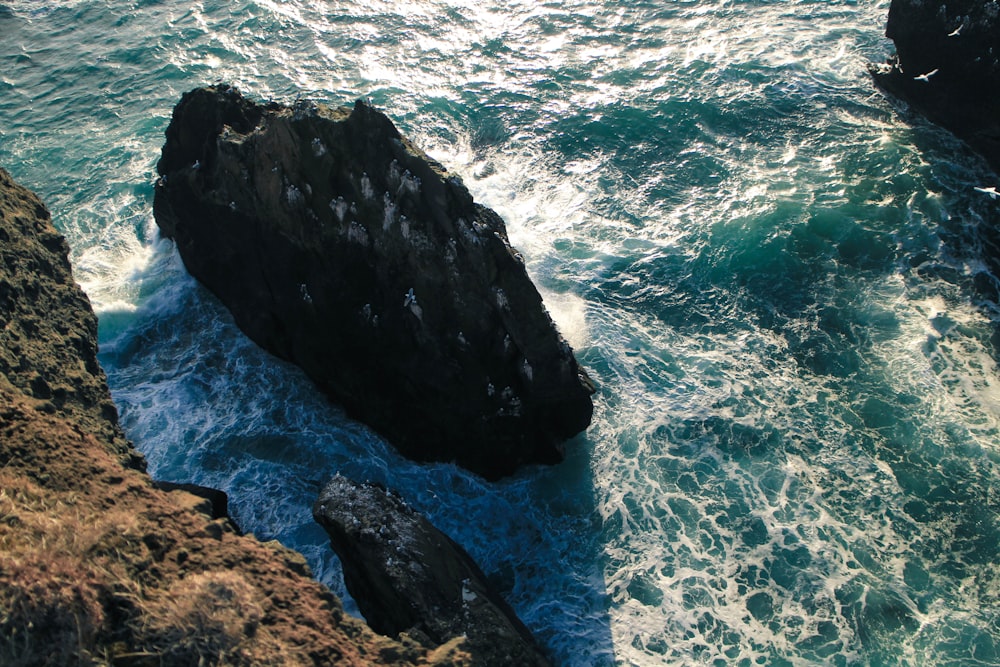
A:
[0,472,277,666]
[134,570,269,666]
[0,473,120,666]
[0,424,429,667]
[0,471,270,667]
[0,556,107,667]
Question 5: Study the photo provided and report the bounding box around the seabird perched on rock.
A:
[913,68,940,82]
[974,186,1000,199]
[192,159,201,169]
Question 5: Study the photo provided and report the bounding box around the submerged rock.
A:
[154,85,595,479]
[869,0,1000,172]
[313,476,551,667]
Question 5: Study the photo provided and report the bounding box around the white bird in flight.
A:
[975,186,1000,199]
[913,68,940,82]
[948,25,962,37]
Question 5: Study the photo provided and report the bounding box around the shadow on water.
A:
[98,253,617,666]
[872,88,1000,362]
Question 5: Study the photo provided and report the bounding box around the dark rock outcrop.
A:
[314,476,551,667]
[0,166,472,666]
[153,85,595,479]
[869,0,1000,172]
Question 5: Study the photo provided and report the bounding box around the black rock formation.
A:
[153,85,595,479]
[313,476,551,667]
[869,0,1000,172]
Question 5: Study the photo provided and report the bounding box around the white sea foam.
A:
[5,0,1000,665]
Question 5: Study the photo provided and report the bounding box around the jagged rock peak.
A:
[313,475,552,667]
[154,85,595,479]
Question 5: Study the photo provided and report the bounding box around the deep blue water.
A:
[3,1,1000,664]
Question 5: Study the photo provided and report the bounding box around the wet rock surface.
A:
[154,85,595,479]
[314,475,552,667]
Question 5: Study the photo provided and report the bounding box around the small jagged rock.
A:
[313,475,552,667]
[869,0,1000,172]
[153,85,595,479]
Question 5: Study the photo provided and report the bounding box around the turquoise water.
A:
[4,1,1000,664]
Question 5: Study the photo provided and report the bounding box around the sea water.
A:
[2,1,1000,665]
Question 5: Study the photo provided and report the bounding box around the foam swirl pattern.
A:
[2,1,1000,664]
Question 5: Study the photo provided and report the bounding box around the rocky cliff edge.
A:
[0,166,471,666]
